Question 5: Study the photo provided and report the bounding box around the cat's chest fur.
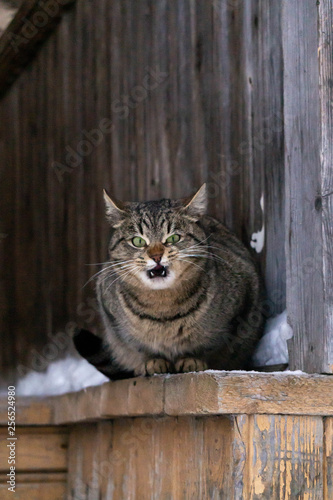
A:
[108,279,216,358]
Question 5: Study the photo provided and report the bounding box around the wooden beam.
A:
[163,372,333,418]
[283,0,333,373]
[0,0,75,98]
[1,373,333,426]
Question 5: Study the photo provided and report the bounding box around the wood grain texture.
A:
[0,472,66,500]
[0,482,66,500]
[1,373,333,426]
[234,415,324,499]
[0,399,53,425]
[324,418,333,500]
[318,0,333,373]
[163,372,333,418]
[0,0,286,381]
[0,427,68,471]
[65,413,329,499]
[283,0,333,372]
[67,417,234,500]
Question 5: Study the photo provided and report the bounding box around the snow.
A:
[204,369,305,376]
[16,356,108,397]
[12,311,293,396]
[252,310,293,367]
[250,194,265,253]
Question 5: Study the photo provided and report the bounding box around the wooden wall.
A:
[0,0,286,381]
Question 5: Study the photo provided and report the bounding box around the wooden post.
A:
[283,0,333,373]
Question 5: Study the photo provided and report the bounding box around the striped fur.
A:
[94,185,264,377]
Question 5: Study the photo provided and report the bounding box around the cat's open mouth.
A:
[148,264,168,279]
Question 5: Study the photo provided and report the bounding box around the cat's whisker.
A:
[181,234,212,251]
[105,265,141,292]
[83,261,137,288]
[98,263,139,282]
[180,247,227,260]
[180,252,232,268]
[177,257,206,272]
[103,267,138,291]
[97,268,137,288]
[85,258,134,266]
[181,251,226,262]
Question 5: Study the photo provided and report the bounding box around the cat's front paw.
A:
[174,358,208,373]
[145,358,172,376]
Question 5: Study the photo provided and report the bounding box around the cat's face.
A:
[103,185,207,290]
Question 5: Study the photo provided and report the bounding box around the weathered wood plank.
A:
[0,471,67,483]
[0,398,53,425]
[1,373,333,426]
[53,372,333,423]
[0,427,68,472]
[67,416,234,500]
[66,423,100,499]
[51,375,164,424]
[0,481,66,500]
[283,0,333,372]
[0,472,67,500]
[164,372,333,418]
[318,0,333,373]
[324,418,333,500]
[253,1,285,315]
[234,415,324,499]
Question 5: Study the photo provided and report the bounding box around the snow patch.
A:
[16,357,108,396]
[252,310,293,367]
[250,193,265,253]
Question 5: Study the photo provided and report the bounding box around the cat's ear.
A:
[180,183,207,221]
[103,189,127,227]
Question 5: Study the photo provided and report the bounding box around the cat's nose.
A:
[148,243,164,263]
[151,254,162,264]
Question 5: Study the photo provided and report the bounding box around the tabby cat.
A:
[74,184,264,379]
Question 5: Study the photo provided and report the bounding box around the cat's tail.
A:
[73,328,135,380]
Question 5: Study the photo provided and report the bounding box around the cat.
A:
[0,1,21,35]
[74,184,264,379]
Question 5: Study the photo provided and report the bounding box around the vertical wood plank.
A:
[235,415,324,499]
[0,91,18,384]
[282,0,330,372]
[318,0,333,373]
[67,423,100,499]
[323,418,333,500]
[252,1,285,314]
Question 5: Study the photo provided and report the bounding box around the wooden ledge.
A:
[1,371,333,426]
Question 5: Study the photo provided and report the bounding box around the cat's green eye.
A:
[166,234,181,245]
[132,236,147,248]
